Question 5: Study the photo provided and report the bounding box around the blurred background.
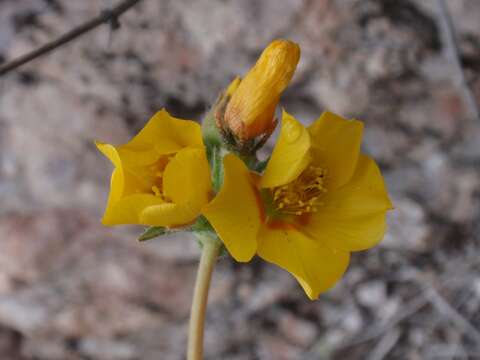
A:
[0,0,480,359]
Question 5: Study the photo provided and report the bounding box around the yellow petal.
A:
[202,154,261,262]
[139,148,212,227]
[96,142,124,201]
[96,141,122,168]
[163,147,212,210]
[104,168,123,211]
[257,226,350,299]
[96,142,156,225]
[226,76,241,97]
[96,141,154,196]
[102,194,163,225]
[261,110,311,188]
[96,141,167,226]
[224,39,300,139]
[117,147,163,167]
[308,111,364,190]
[121,109,203,154]
[140,202,200,227]
[304,154,393,252]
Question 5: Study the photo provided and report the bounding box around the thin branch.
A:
[0,0,143,76]
[426,286,480,345]
[436,0,480,121]
[367,328,401,360]
[338,293,429,348]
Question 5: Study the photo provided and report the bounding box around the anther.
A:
[270,165,328,216]
[152,185,161,196]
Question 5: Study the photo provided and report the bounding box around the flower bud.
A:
[224,39,300,140]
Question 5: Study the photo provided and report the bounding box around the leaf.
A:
[138,226,168,242]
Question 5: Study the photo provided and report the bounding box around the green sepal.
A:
[192,216,228,256]
[138,226,168,242]
[204,138,224,193]
[211,145,224,193]
[194,229,227,255]
[202,109,223,148]
[239,153,259,171]
[217,243,228,257]
[191,215,214,233]
[254,157,270,173]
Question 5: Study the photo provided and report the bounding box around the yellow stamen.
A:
[152,185,161,197]
[147,155,172,198]
[271,165,327,216]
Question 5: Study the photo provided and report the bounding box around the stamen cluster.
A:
[148,157,171,200]
[272,166,327,216]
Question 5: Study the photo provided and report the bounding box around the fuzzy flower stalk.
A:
[96,39,392,360]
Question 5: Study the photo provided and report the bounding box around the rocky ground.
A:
[0,0,479,359]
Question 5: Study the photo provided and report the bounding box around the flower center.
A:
[147,156,172,200]
[271,166,327,216]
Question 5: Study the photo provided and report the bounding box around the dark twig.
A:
[436,0,480,121]
[0,0,143,76]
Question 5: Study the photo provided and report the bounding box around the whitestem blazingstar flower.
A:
[96,38,393,360]
[96,109,211,227]
[203,110,393,299]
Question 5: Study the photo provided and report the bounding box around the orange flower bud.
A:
[224,39,300,140]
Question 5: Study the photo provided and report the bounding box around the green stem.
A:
[187,234,221,360]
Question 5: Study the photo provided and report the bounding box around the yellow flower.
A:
[96,109,212,227]
[223,39,300,140]
[203,111,393,299]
